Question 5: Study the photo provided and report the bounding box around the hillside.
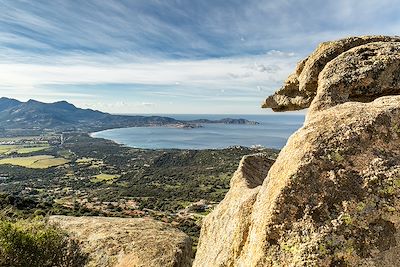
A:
[0,98,258,133]
[0,97,183,132]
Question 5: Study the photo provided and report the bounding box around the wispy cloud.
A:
[1,0,400,113]
[2,0,399,59]
[0,51,299,92]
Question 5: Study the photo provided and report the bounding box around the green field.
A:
[90,173,120,183]
[0,155,69,169]
[76,157,95,163]
[0,145,49,155]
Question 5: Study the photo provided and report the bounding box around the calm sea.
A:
[91,114,305,150]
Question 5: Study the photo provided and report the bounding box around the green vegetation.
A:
[15,146,49,154]
[341,213,353,225]
[0,145,17,154]
[329,149,344,162]
[76,157,94,164]
[0,132,279,248]
[91,173,120,183]
[0,155,69,169]
[0,145,49,155]
[0,218,88,267]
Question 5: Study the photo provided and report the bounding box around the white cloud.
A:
[141,102,156,107]
[0,50,299,95]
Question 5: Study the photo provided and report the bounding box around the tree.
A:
[0,219,88,267]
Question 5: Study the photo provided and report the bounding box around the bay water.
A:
[91,114,305,150]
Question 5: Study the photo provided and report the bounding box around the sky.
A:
[1,0,400,114]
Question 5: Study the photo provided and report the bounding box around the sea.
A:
[91,114,305,150]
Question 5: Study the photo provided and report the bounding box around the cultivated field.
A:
[91,173,120,183]
[0,145,49,155]
[0,155,69,169]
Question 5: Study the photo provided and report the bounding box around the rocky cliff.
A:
[194,36,400,267]
[50,216,193,267]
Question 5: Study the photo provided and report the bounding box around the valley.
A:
[0,131,278,248]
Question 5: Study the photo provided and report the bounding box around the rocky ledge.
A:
[194,36,400,267]
[262,35,400,114]
[50,216,193,267]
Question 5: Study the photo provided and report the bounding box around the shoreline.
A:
[87,127,291,150]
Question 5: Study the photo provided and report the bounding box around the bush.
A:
[0,219,88,267]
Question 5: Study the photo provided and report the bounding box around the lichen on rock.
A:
[194,36,400,267]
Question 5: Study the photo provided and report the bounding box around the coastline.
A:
[90,122,303,150]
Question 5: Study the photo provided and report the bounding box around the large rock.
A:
[309,41,400,114]
[194,36,400,267]
[262,35,400,112]
[50,216,193,267]
[194,153,275,266]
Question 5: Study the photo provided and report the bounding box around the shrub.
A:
[0,218,88,267]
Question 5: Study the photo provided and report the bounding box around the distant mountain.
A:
[0,97,22,111]
[0,98,259,132]
[0,98,183,131]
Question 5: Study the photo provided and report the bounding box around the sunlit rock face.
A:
[50,216,193,267]
[193,154,275,266]
[194,36,400,267]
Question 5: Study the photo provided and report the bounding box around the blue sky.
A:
[1,0,400,114]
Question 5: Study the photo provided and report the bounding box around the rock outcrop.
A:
[194,154,275,266]
[50,216,193,267]
[194,36,400,267]
[262,35,400,113]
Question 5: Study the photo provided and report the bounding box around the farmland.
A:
[0,145,49,155]
[0,155,69,169]
[91,173,120,183]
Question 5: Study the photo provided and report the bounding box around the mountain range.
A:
[0,97,258,132]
